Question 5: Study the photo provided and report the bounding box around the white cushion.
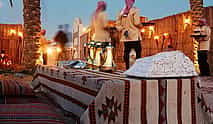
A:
[124,51,198,78]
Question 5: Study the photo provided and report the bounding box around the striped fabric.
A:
[0,103,65,124]
[0,96,41,104]
[0,80,34,96]
[33,65,206,124]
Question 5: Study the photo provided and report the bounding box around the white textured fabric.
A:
[124,51,198,78]
[33,65,210,124]
[128,80,141,124]
[182,79,192,124]
[166,79,178,124]
[146,80,159,124]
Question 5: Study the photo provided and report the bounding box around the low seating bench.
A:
[0,80,66,124]
[32,65,210,124]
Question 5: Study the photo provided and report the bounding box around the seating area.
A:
[0,80,72,124]
[0,51,213,124]
[0,67,212,124]
[32,64,208,124]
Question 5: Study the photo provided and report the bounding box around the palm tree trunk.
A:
[189,0,204,73]
[190,0,204,26]
[22,0,41,70]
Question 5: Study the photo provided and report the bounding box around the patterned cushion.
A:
[0,80,34,96]
[0,103,65,124]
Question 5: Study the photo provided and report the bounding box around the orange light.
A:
[183,16,191,30]
[141,28,145,33]
[154,35,159,40]
[149,26,154,32]
[92,33,95,40]
[56,47,61,53]
[18,32,23,38]
[47,48,53,54]
[87,28,91,32]
[83,27,87,33]
[184,18,191,25]
[9,29,16,35]
[163,33,168,37]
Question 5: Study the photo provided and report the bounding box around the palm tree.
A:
[9,0,41,70]
[190,0,204,26]
[189,0,204,73]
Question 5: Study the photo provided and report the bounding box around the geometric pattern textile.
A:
[33,65,207,124]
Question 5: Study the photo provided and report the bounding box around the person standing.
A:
[91,1,111,67]
[40,29,50,65]
[116,0,142,70]
[91,1,111,43]
[198,19,211,76]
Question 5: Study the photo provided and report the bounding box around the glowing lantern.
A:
[184,18,191,25]
[141,28,145,33]
[163,33,168,37]
[47,48,53,54]
[82,27,87,33]
[56,47,61,53]
[18,32,23,38]
[183,16,191,30]
[149,26,155,33]
[154,35,160,50]
[9,29,16,35]
[154,35,159,40]
[148,26,154,38]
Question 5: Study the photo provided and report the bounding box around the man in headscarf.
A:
[198,18,211,76]
[91,1,111,43]
[116,0,142,69]
[91,1,111,67]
